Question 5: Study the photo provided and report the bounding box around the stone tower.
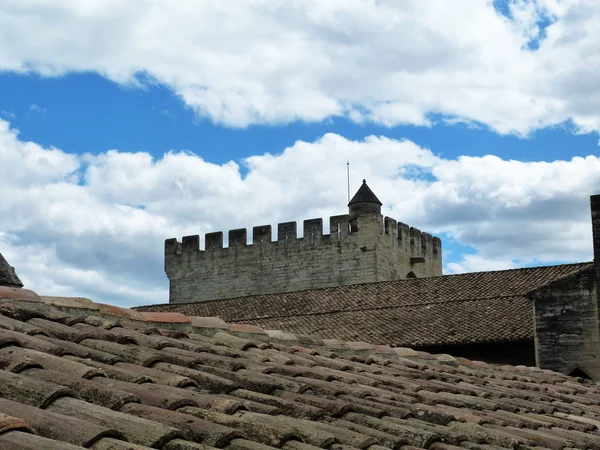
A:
[165,180,442,303]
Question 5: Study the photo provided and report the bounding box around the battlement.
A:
[165,214,441,259]
[165,179,441,303]
[165,212,442,303]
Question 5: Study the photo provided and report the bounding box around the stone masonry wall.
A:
[532,266,600,376]
[166,213,442,303]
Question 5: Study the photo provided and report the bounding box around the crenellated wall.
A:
[165,212,442,303]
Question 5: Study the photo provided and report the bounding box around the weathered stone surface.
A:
[531,266,600,376]
[166,212,442,303]
[0,253,22,288]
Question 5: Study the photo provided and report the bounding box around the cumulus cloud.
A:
[0,119,599,306]
[0,0,599,134]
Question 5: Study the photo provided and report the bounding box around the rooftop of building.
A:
[140,261,593,348]
[4,284,600,449]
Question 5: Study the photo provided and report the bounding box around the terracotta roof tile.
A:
[189,316,229,331]
[0,398,124,447]
[98,303,145,320]
[0,346,101,378]
[92,437,156,449]
[151,361,239,393]
[0,370,74,408]
[0,430,89,449]
[140,311,192,324]
[0,286,40,302]
[22,367,139,410]
[115,361,197,387]
[265,329,298,343]
[228,323,269,336]
[0,412,30,434]
[47,396,184,447]
[41,296,99,310]
[138,262,591,346]
[3,285,600,449]
[122,403,243,446]
[0,312,44,335]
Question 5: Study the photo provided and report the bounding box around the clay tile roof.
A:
[4,285,600,449]
[348,179,382,206]
[0,286,41,302]
[138,262,592,347]
[0,253,23,289]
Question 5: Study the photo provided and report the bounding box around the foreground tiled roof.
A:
[4,287,600,449]
[0,252,23,288]
[138,262,592,347]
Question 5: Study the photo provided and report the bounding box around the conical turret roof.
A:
[348,179,382,206]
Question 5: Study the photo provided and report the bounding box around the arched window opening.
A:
[406,271,417,279]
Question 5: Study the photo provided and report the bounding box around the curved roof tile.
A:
[1,285,600,449]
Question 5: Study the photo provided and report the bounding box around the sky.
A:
[0,0,599,307]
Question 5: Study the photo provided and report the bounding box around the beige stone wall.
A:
[165,213,442,303]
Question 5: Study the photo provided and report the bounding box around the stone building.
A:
[165,180,442,303]
[143,194,600,380]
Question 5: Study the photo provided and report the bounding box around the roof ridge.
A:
[524,263,596,297]
[134,261,594,311]
[223,294,535,323]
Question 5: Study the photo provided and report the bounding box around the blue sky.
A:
[2,72,597,165]
[0,1,599,306]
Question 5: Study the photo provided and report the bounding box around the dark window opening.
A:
[569,367,593,380]
[406,271,417,279]
[415,340,536,366]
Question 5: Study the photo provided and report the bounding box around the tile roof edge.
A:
[132,261,595,311]
[523,264,594,298]
[0,286,41,302]
[137,295,536,333]
[1,286,577,381]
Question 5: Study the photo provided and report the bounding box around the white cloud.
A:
[28,104,47,115]
[445,255,519,275]
[0,121,78,185]
[0,119,599,306]
[0,1,599,134]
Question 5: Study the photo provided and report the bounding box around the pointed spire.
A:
[348,179,382,206]
[348,179,382,217]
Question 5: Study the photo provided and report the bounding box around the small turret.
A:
[348,179,382,218]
